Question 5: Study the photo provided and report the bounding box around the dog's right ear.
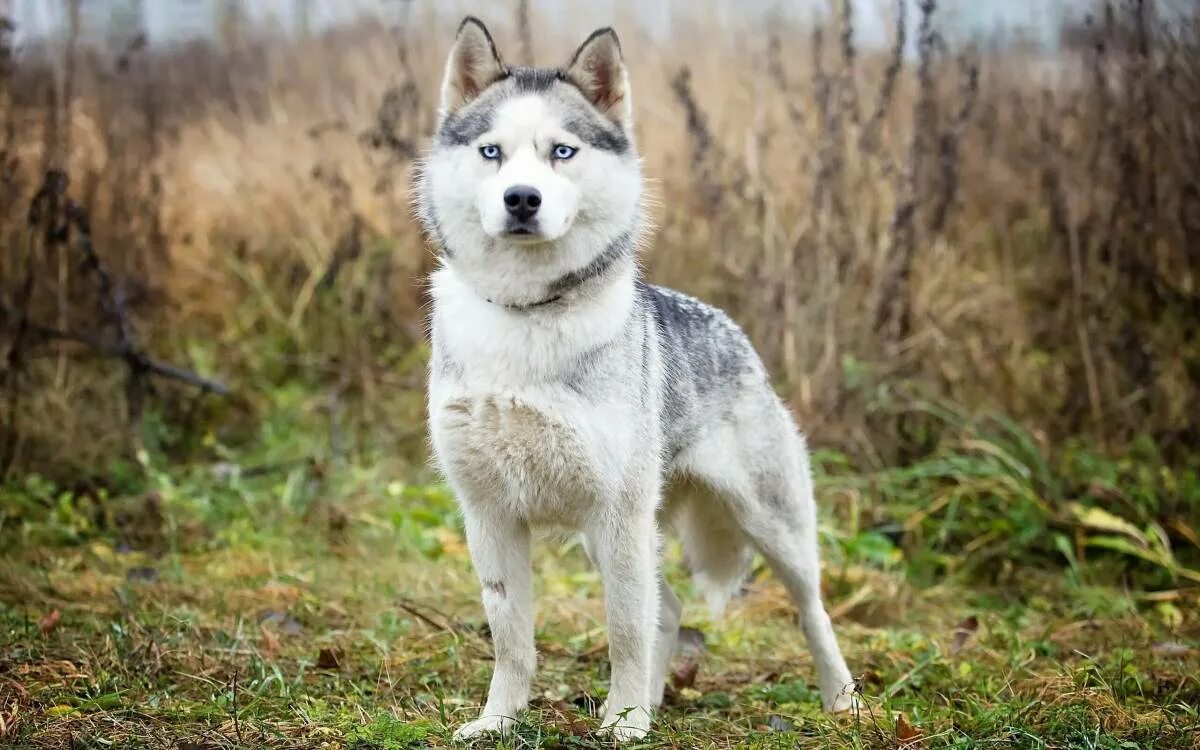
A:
[439,17,506,118]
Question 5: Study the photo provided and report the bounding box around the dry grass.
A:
[1,2,1198,477]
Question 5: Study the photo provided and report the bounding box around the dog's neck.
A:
[444,227,639,313]
[429,258,638,386]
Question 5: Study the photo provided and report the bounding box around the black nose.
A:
[504,185,541,222]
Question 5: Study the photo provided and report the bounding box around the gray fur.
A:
[547,230,635,296]
[636,282,763,459]
[438,68,630,154]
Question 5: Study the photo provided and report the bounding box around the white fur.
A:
[476,97,579,241]
[430,263,660,740]
[419,96,641,309]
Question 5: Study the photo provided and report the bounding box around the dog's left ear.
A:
[565,28,632,130]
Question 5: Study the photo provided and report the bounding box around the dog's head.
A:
[416,18,643,307]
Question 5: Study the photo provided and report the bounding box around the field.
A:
[2,0,1199,747]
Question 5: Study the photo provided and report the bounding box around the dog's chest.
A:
[427,267,647,521]
[430,387,629,522]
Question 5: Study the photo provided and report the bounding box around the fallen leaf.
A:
[896,713,923,745]
[563,716,591,736]
[548,700,591,735]
[0,702,19,738]
[316,647,343,669]
[38,610,60,636]
[950,615,979,654]
[672,659,699,689]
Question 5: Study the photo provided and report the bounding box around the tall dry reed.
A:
[1,1,1197,478]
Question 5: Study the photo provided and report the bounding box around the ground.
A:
[2,409,1199,749]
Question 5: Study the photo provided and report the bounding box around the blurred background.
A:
[2,0,1200,566]
[2,0,1197,476]
[1,2,1198,746]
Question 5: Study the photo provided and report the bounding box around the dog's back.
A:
[638,281,764,459]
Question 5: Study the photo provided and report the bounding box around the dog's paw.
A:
[824,690,861,715]
[598,706,650,742]
[453,714,515,741]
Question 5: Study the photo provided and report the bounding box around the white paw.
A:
[824,689,861,715]
[599,706,650,741]
[454,714,515,741]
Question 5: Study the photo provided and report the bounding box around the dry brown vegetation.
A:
[1,0,1198,478]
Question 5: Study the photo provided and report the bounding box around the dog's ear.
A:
[565,28,632,130]
[439,17,506,117]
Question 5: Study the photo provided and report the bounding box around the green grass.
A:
[1,399,1198,749]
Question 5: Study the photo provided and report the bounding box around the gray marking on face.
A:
[435,66,630,154]
[438,102,497,146]
[563,115,630,153]
[509,66,566,93]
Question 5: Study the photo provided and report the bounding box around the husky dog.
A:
[416,17,857,741]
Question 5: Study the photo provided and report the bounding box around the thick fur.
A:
[416,17,856,742]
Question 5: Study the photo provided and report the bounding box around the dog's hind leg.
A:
[677,395,857,714]
[454,508,536,740]
[650,576,682,707]
[742,476,857,713]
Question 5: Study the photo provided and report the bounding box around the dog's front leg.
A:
[454,509,535,740]
[588,502,659,741]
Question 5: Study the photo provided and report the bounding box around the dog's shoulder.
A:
[636,280,761,380]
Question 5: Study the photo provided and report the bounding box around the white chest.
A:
[427,267,641,524]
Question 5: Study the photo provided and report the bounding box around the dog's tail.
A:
[670,493,755,618]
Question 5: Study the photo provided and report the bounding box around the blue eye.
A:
[479,145,501,160]
[553,144,578,160]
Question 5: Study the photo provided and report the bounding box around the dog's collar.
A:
[475,229,635,313]
[485,293,563,311]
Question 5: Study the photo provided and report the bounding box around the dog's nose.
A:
[503,185,541,222]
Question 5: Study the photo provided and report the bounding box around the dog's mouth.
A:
[503,220,546,242]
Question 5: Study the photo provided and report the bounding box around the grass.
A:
[2,396,1198,749]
